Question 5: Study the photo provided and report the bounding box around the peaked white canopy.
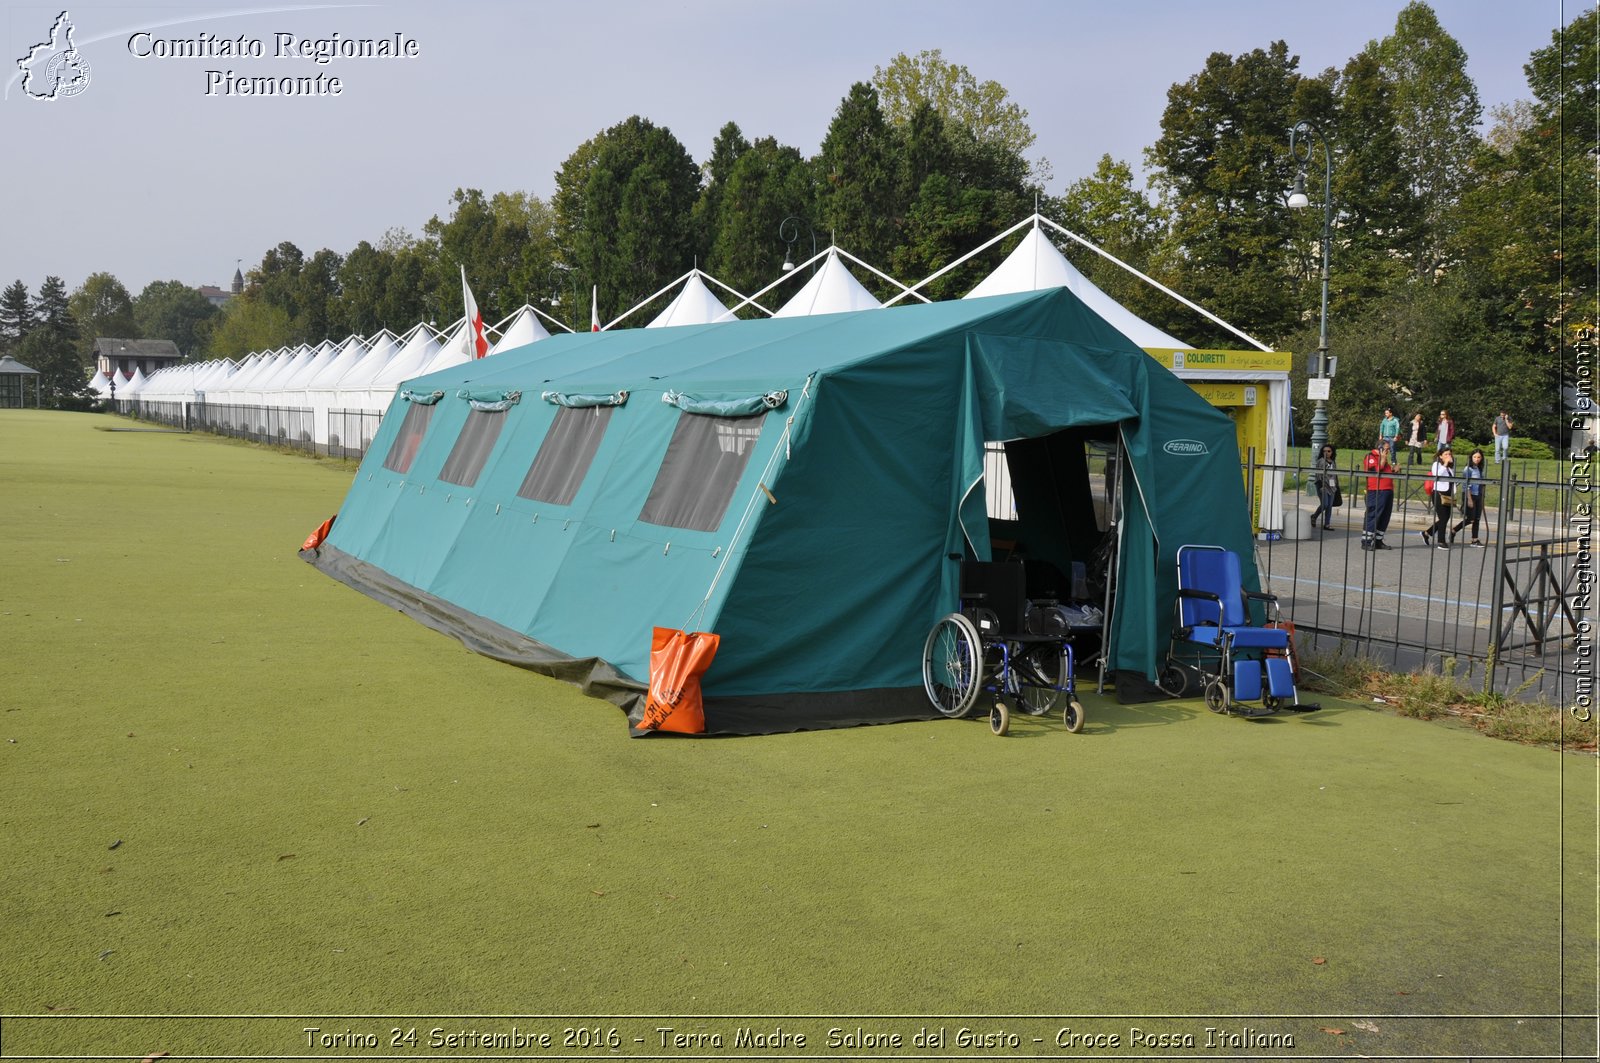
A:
[647,272,733,328]
[965,223,1191,350]
[774,250,883,317]
[490,307,551,352]
[87,369,112,396]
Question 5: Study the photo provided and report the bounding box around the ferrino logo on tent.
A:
[1163,439,1209,456]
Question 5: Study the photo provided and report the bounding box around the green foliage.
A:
[872,48,1038,162]
[1045,155,1168,323]
[132,280,219,359]
[554,116,700,324]
[707,136,815,300]
[1281,276,1550,449]
[205,294,293,359]
[1508,437,1555,460]
[421,188,558,328]
[816,83,902,274]
[20,276,84,405]
[1364,1,1483,277]
[0,278,34,353]
[68,272,137,368]
[1146,42,1310,345]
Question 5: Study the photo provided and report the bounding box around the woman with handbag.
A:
[1309,443,1339,530]
[1422,447,1455,549]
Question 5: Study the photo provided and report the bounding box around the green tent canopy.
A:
[305,288,1257,733]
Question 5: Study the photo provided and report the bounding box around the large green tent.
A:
[305,288,1257,733]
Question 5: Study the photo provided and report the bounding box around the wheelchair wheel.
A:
[1203,678,1229,714]
[1063,697,1086,733]
[1157,664,1191,698]
[922,612,982,718]
[989,698,1010,736]
[1017,643,1066,715]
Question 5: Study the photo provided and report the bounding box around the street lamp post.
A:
[778,216,816,274]
[1287,120,1333,460]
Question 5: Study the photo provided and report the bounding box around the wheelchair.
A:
[921,561,1089,736]
[1158,545,1317,716]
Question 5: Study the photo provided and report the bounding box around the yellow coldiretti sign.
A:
[1145,348,1294,373]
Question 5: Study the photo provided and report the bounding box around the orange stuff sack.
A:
[639,627,720,734]
[301,515,335,552]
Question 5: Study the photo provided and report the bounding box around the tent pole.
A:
[1097,434,1125,695]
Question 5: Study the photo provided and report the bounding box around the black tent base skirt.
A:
[303,544,938,736]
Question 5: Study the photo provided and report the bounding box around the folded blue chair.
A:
[1160,545,1318,715]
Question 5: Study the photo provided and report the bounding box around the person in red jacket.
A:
[1361,447,1395,550]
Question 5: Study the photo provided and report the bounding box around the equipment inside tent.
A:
[773,249,883,317]
[305,287,1257,735]
[966,218,1292,533]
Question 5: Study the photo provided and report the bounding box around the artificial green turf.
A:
[0,411,1594,1059]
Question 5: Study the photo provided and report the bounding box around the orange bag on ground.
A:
[301,515,335,552]
[639,627,719,734]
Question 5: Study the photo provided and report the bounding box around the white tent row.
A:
[119,236,1283,505]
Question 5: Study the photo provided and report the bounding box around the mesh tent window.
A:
[639,412,766,532]
[382,402,435,474]
[518,405,614,506]
[437,408,507,487]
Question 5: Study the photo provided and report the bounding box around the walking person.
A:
[1406,411,1426,465]
[1422,447,1455,549]
[1491,409,1515,463]
[1378,406,1400,462]
[1361,447,1395,550]
[1308,443,1339,530]
[1451,447,1488,547]
[1435,409,1455,454]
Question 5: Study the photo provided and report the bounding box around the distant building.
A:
[95,338,180,379]
[196,268,244,308]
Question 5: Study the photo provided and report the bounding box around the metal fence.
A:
[117,401,383,459]
[327,408,384,460]
[187,402,318,454]
[981,441,1590,705]
[1253,452,1589,706]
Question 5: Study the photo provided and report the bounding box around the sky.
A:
[0,0,1573,299]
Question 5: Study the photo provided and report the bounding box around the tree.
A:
[1146,42,1312,345]
[294,248,343,341]
[889,104,1034,297]
[706,135,815,301]
[69,272,137,369]
[873,49,1038,160]
[552,116,700,324]
[132,280,219,358]
[816,83,902,275]
[1365,1,1483,277]
[1046,155,1170,322]
[204,294,293,359]
[692,121,752,265]
[1282,276,1551,448]
[26,276,85,405]
[0,279,34,353]
[1328,52,1424,308]
[1452,7,1595,402]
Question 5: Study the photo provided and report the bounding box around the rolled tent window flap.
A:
[660,389,787,417]
[455,388,522,412]
[438,407,508,487]
[639,412,768,532]
[399,389,446,405]
[382,402,436,474]
[518,405,616,506]
[542,390,629,408]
